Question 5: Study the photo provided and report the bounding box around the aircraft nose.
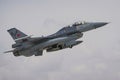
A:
[93,22,108,28]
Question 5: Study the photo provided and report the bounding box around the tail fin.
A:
[7,28,27,40]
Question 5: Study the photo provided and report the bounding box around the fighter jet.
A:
[4,21,108,57]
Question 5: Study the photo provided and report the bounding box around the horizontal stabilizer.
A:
[4,50,14,53]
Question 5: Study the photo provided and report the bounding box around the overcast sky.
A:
[0,0,120,80]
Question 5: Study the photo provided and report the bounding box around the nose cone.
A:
[93,22,108,28]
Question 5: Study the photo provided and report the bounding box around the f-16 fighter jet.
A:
[4,21,108,57]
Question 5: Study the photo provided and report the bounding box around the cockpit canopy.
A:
[56,21,86,34]
[72,21,86,26]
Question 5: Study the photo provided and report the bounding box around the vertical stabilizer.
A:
[7,28,27,40]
